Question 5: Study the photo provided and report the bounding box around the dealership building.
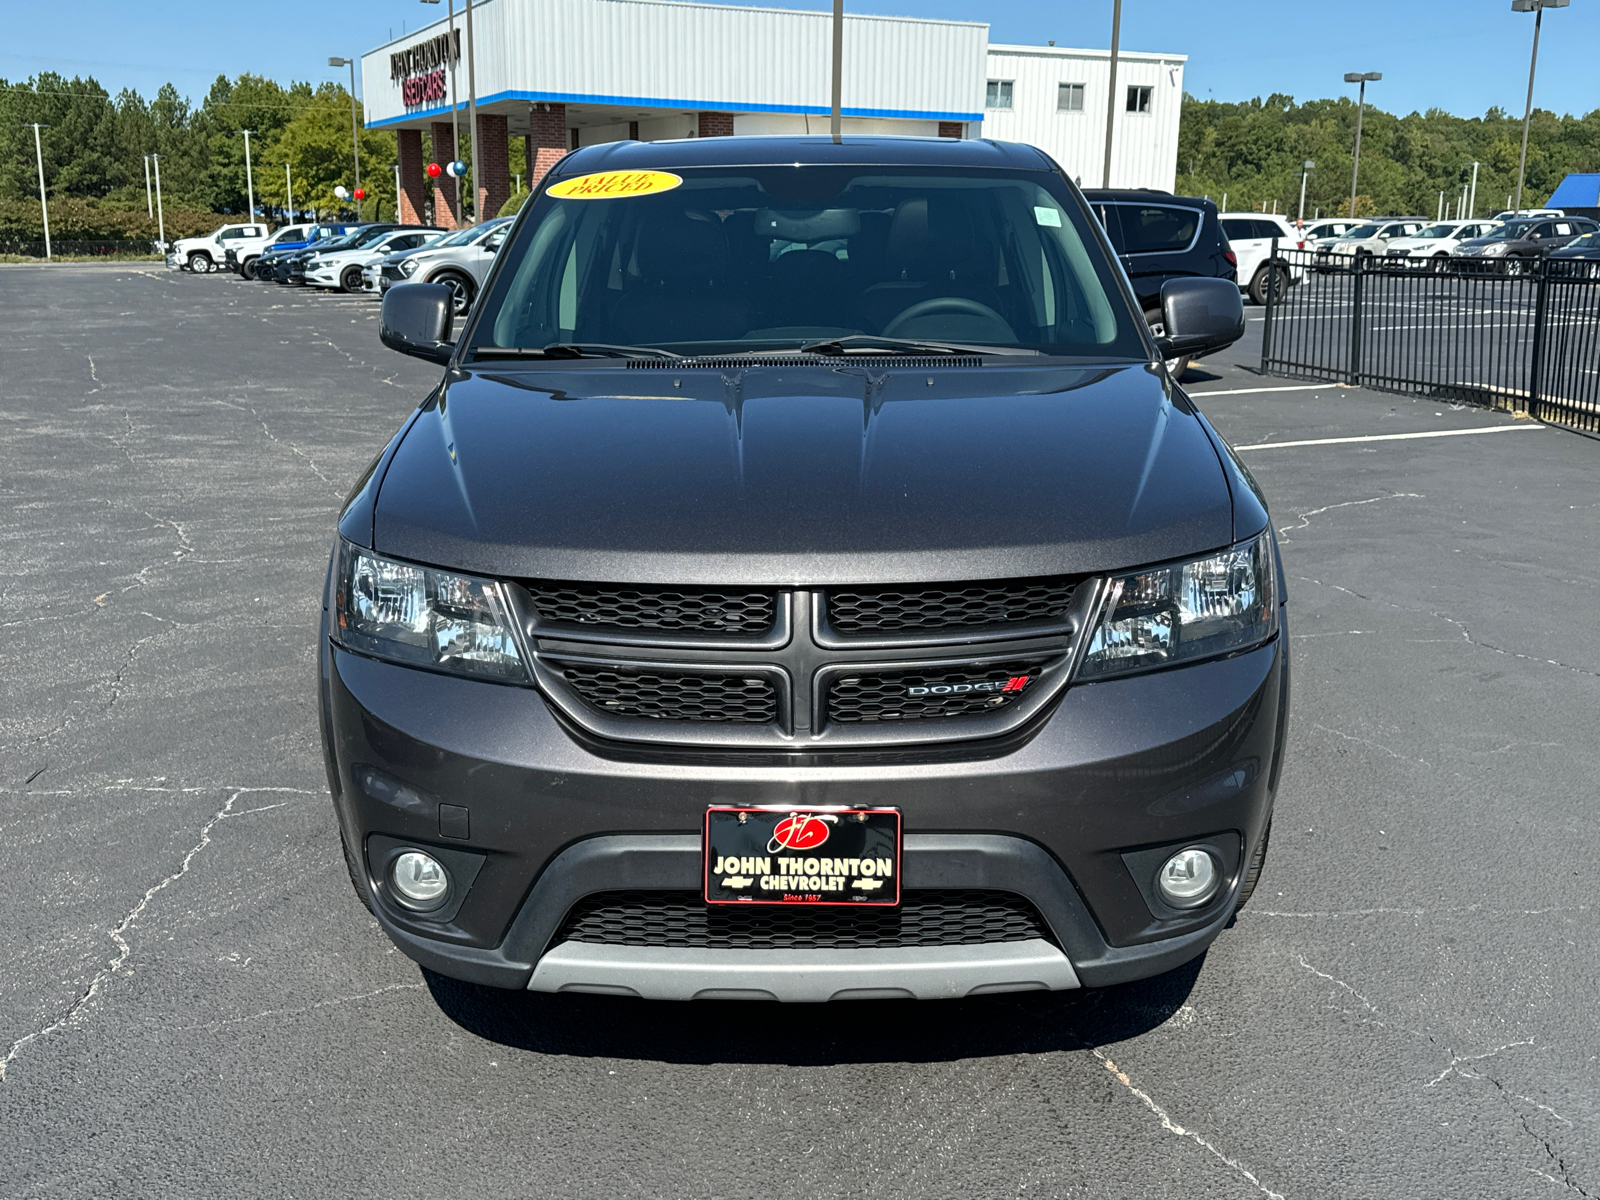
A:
[362,0,1185,228]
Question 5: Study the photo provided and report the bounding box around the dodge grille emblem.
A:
[907,675,1031,697]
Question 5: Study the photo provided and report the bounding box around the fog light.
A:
[391,850,450,909]
[1156,848,1220,908]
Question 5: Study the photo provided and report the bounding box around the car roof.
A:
[1083,188,1212,207]
[554,135,1056,175]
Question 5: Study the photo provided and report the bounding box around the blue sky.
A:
[7,0,1598,120]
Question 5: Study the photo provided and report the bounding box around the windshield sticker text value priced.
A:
[546,170,684,200]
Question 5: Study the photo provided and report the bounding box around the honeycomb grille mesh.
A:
[826,578,1080,635]
[553,890,1053,950]
[554,662,778,723]
[525,581,776,635]
[827,659,1049,724]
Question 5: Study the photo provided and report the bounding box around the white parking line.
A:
[1189,384,1341,397]
[1235,425,1541,451]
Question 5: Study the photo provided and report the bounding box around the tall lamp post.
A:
[328,56,363,219]
[421,0,464,223]
[239,130,256,224]
[1298,160,1315,223]
[464,0,478,221]
[1344,72,1381,219]
[1101,0,1123,188]
[143,154,154,218]
[283,163,294,224]
[151,153,167,255]
[1510,0,1567,214]
[26,123,51,260]
[1469,160,1481,219]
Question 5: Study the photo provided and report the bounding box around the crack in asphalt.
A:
[212,397,346,499]
[0,785,311,1084]
[1277,492,1424,543]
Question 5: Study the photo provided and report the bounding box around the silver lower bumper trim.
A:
[527,937,1080,1002]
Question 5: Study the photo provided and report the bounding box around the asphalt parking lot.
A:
[2,263,1597,1199]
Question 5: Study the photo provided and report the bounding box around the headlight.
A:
[401,258,420,277]
[334,544,526,681]
[1076,530,1278,681]
[1478,243,1508,257]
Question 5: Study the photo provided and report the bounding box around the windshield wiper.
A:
[470,343,683,361]
[798,335,1038,358]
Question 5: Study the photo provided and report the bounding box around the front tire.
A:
[241,258,258,281]
[1248,264,1289,306]
[1234,817,1272,914]
[186,252,213,273]
[433,270,477,316]
[340,265,364,294]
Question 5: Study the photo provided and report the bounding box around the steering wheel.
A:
[883,297,1016,341]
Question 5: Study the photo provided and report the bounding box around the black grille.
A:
[553,661,778,723]
[826,577,1080,635]
[554,889,1052,950]
[827,659,1050,724]
[525,580,775,635]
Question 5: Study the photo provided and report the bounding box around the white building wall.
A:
[364,0,986,128]
[977,46,1184,191]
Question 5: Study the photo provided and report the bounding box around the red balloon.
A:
[425,162,442,179]
[353,188,366,200]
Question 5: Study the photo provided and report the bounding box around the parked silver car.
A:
[378,218,513,314]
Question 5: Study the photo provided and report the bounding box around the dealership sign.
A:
[390,29,459,108]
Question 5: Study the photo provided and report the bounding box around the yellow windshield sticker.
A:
[546,170,683,200]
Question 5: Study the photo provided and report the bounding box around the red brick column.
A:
[527,103,568,186]
[938,121,964,139]
[475,111,511,220]
[430,120,461,229]
[397,128,428,225]
[698,111,735,137]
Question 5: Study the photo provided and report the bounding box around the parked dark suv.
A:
[1084,188,1236,376]
[321,136,1284,1002]
[1456,216,1600,271]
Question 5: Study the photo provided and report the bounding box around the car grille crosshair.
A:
[552,889,1054,951]
[553,662,778,723]
[825,577,1080,635]
[524,580,777,635]
[827,659,1049,723]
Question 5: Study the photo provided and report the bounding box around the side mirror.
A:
[380,283,455,365]
[1157,277,1245,361]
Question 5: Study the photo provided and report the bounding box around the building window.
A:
[1126,85,1152,114]
[986,80,1013,110]
[1058,83,1085,112]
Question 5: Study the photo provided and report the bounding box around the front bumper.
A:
[321,614,1287,999]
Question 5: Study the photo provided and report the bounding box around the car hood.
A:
[370,361,1237,585]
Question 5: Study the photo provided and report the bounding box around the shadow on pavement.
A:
[422,953,1205,1065]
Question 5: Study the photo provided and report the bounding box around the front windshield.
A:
[1486,222,1535,241]
[1413,224,1456,239]
[1341,224,1380,239]
[473,166,1138,358]
[1567,231,1600,249]
[432,222,500,248]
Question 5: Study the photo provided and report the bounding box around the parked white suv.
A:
[1383,220,1501,260]
[170,223,267,273]
[1318,219,1428,261]
[303,228,445,294]
[1219,213,1306,304]
[1302,219,1362,245]
[380,217,514,315]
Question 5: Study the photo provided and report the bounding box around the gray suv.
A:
[379,217,512,313]
[321,136,1284,1003]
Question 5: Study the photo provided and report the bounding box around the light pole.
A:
[420,0,464,223]
[393,162,402,220]
[151,153,167,254]
[143,154,154,218]
[1469,160,1481,219]
[1298,160,1315,223]
[1344,72,1381,219]
[26,123,51,259]
[1101,0,1123,188]
[830,0,844,144]
[239,130,256,223]
[465,0,478,221]
[329,57,363,219]
[1510,0,1567,214]
[283,163,294,223]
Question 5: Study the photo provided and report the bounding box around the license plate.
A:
[703,806,901,906]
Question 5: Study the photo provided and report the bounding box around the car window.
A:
[476,166,1143,359]
[1343,224,1380,239]
[1553,223,1572,236]
[1568,231,1600,248]
[1115,204,1199,254]
[1220,218,1256,241]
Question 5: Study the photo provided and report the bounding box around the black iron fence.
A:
[1261,245,1600,434]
